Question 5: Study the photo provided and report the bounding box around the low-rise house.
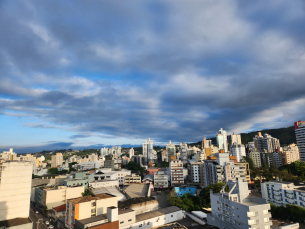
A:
[51,204,66,220]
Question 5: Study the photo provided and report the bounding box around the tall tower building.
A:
[216,128,228,153]
[253,133,280,153]
[166,140,176,162]
[228,132,242,149]
[129,148,134,158]
[202,137,212,149]
[100,147,108,156]
[179,142,188,164]
[51,153,63,168]
[295,121,305,161]
[0,160,33,227]
[142,138,153,165]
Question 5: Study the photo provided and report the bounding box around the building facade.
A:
[142,138,154,165]
[187,160,204,186]
[216,128,228,153]
[295,121,305,162]
[249,151,261,168]
[166,141,176,163]
[154,171,168,189]
[230,144,246,162]
[208,178,272,229]
[170,160,184,186]
[51,153,63,168]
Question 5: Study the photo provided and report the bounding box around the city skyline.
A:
[1,0,305,153]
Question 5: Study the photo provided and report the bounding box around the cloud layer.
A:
[1,0,305,152]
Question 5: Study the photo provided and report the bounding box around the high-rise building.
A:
[295,121,305,161]
[230,144,246,162]
[179,142,188,164]
[51,153,63,168]
[0,160,33,228]
[216,128,228,153]
[187,160,204,186]
[208,178,272,229]
[154,171,168,189]
[169,159,184,186]
[0,148,18,161]
[166,140,176,162]
[281,143,300,165]
[228,132,242,149]
[100,147,108,156]
[249,151,261,168]
[143,138,153,165]
[88,153,98,162]
[129,148,134,158]
[202,137,212,149]
[253,133,280,153]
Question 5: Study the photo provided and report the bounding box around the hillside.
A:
[191,126,296,147]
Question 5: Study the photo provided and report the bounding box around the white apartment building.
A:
[129,148,134,158]
[230,144,246,162]
[179,142,188,164]
[0,148,19,161]
[261,180,305,207]
[154,171,168,189]
[78,161,100,170]
[253,132,280,153]
[88,153,98,162]
[166,140,176,162]
[89,179,119,189]
[202,137,212,149]
[187,160,204,186]
[208,178,272,229]
[100,147,109,156]
[51,153,63,168]
[143,138,154,165]
[216,128,228,153]
[38,186,84,210]
[295,121,305,161]
[65,193,118,229]
[228,132,242,149]
[170,160,184,186]
[94,169,131,185]
[0,161,33,221]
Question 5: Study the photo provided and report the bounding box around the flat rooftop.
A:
[135,206,181,222]
[68,193,116,204]
[118,197,156,209]
[0,218,32,227]
[268,180,293,185]
[77,214,107,224]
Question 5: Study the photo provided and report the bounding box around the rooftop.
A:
[77,214,107,225]
[267,180,293,185]
[118,197,156,209]
[135,206,181,222]
[53,204,66,212]
[125,183,150,198]
[0,218,32,227]
[118,208,134,214]
[68,193,116,204]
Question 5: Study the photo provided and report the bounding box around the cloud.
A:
[0,0,305,150]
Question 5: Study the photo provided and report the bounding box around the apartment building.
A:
[295,121,305,161]
[94,169,131,185]
[63,172,95,188]
[143,138,154,165]
[282,143,300,165]
[88,153,98,162]
[208,178,272,229]
[249,151,261,168]
[35,185,84,210]
[230,144,246,162]
[65,193,118,229]
[216,128,228,153]
[261,180,305,207]
[51,153,63,168]
[129,148,134,158]
[154,171,168,189]
[0,148,19,161]
[104,157,114,170]
[179,142,188,164]
[78,161,100,170]
[123,174,141,186]
[166,140,176,163]
[100,147,109,156]
[228,132,242,149]
[187,160,204,186]
[170,160,184,186]
[235,162,250,183]
[253,132,280,153]
[0,160,33,228]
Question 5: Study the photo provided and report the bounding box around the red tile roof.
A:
[53,204,66,212]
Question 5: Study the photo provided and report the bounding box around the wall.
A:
[118,211,135,227]
[0,161,32,221]
[96,196,118,215]
[90,180,119,189]
[89,221,119,229]
[31,178,50,187]
[4,222,33,229]
[129,200,159,215]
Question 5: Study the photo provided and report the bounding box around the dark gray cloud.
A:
[0,0,305,149]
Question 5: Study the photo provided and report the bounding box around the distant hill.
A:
[191,126,296,147]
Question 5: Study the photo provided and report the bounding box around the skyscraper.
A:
[129,148,134,158]
[179,142,188,164]
[216,128,228,153]
[228,132,241,149]
[295,121,305,161]
[166,140,176,162]
[100,147,109,156]
[202,137,212,149]
[51,153,63,168]
[142,138,153,165]
[253,133,280,153]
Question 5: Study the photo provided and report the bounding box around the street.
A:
[29,208,49,229]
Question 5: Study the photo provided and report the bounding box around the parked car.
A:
[35,211,39,214]
[45,221,49,225]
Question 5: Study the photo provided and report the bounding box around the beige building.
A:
[90,179,119,189]
[0,161,33,221]
[235,162,251,183]
[123,174,141,185]
[281,144,300,165]
[249,151,261,168]
[51,153,63,168]
[65,193,118,229]
[41,185,84,210]
[88,153,99,162]
[170,160,184,186]
[0,148,19,161]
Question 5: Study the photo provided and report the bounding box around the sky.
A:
[1,0,305,153]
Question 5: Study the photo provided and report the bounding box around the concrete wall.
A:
[96,196,118,215]
[31,178,50,187]
[0,161,32,221]
[129,199,159,215]
[4,222,33,229]
[90,180,119,189]
[118,211,136,227]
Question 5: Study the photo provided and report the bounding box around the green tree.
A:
[199,182,226,208]
[243,156,254,170]
[48,168,59,174]
[82,186,94,196]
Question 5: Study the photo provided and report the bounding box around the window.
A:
[91,202,96,207]
[139,224,142,227]
[264,217,269,222]
[128,219,132,222]
[120,221,124,224]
